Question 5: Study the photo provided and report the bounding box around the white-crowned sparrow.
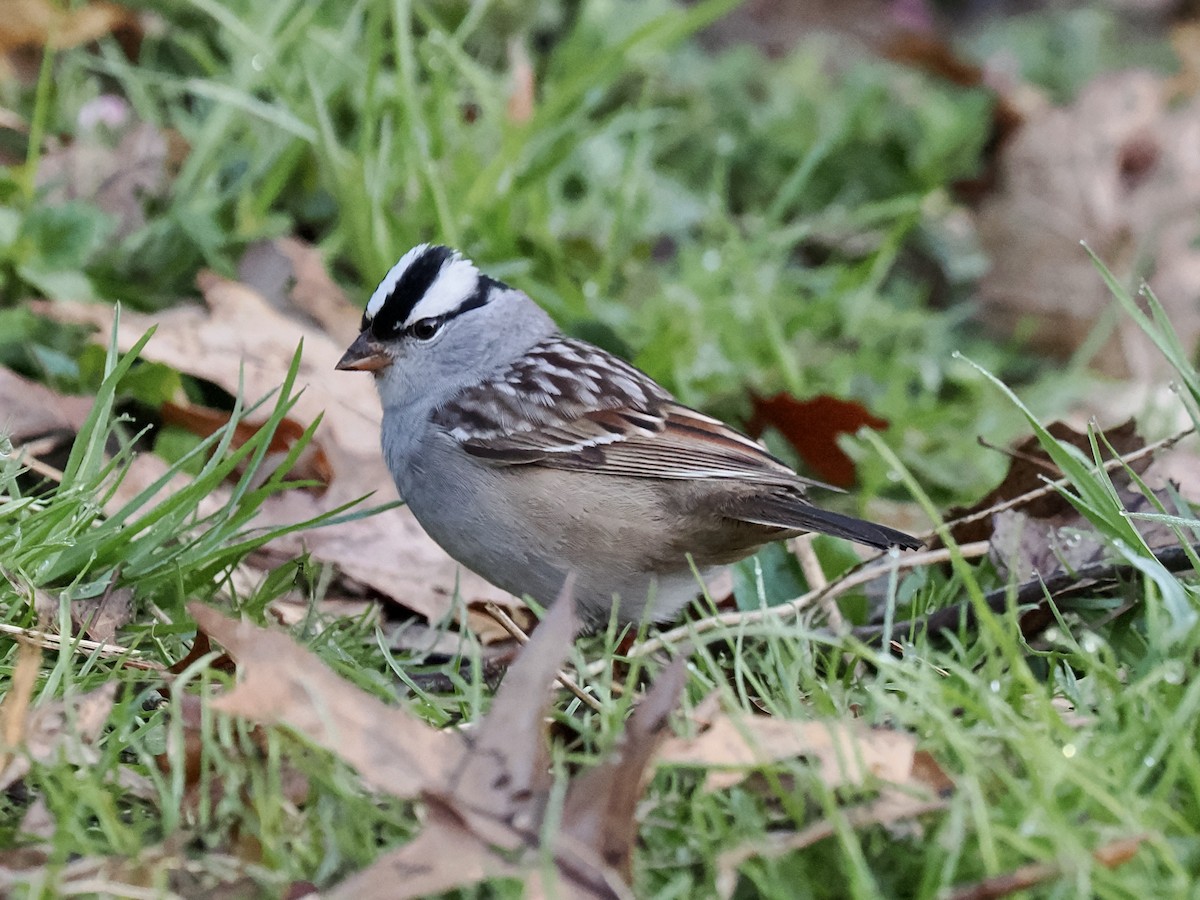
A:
[337,244,921,625]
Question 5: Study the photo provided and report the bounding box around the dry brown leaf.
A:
[0,0,139,53]
[160,399,333,493]
[37,117,169,240]
[191,602,461,798]
[442,594,577,841]
[0,366,94,444]
[708,728,954,897]
[196,592,681,899]
[326,798,524,900]
[560,658,689,884]
[658,711,916,792]
[946,833,1147,900]
[976,70,1200,379]
[943,420,1147,547]
[506,38,535,124]
[43,270,517,624]
[238,237,361,347]
[30,580,133,644]
[0,835,261,899]
[0,675,117,791]
[715,792,949,898]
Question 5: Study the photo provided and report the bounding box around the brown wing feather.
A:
[435,337,834,490]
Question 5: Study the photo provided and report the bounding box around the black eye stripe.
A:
[456,274,499,316]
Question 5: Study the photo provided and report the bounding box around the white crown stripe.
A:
[364,244,484,327]
[404,256,482,324]
[365,243,430,319]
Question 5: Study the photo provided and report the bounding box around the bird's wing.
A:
[434,337,826,489]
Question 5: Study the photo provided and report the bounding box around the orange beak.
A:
[336,332,392,372]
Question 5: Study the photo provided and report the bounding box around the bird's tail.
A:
[726,495,922,551]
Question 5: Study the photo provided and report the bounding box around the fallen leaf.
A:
[161,399,332,493]
[36,115,170,241]
[658,710,916,792]
[238,237,361,347]
[441,594,577,842]
[975,69,1200,379]
[946,833,1147,900]
[153,687,308,816]
[560,658,689,883]
[0,836,259,899]
[191,602,458,798]
[748,392,890,488]
[0,0,140,54]
[991,481,1185,585]
[326,796,524,900]
[937,419,1192,593]
[705,718,955,897]
[943,419,1147,547]
[0,366,94,445]
[196,588,682,899]
[0,677,117,791]
[715,793,949,898]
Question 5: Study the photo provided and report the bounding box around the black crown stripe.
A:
[367,245,455,338]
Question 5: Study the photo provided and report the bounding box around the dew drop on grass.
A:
[1080,632,1102,653]
[989,680,1001,693]
[1062,743,1077,759]
[1144,755,1157,768]
[251,54,265,72]
[1163,660,1185,685]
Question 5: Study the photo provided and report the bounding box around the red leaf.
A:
[748,393,890,488]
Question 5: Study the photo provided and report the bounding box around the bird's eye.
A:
[410,317,442,340]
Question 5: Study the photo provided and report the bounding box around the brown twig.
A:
[9,439,65,483]
[716,795,948,897]
[855,542,1200,648]
[938,427,1192,540]
[975,435,1060,476]
[482,601,604,713]
[597,542,991,672]
[0,622,163,671]
[946,834,1147,900]
[791,534,842,632]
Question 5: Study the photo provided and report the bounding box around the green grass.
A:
[1,1,1198,897]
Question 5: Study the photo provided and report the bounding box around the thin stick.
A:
[0,622,163,671]
[938,427,1192,538]
[9,440,65,483]
[605,542,991,668]
[946,833,1146,900]
[483,602,604,713]
[790,534,839,631]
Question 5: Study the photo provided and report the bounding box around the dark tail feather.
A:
[727,495,922,551]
